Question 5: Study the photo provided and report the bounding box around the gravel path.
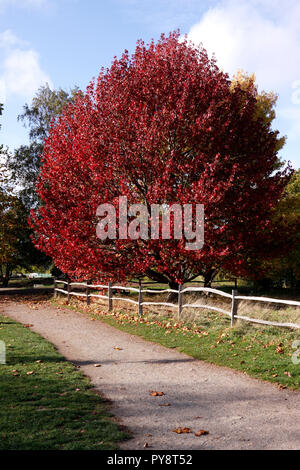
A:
[1,300,300,450]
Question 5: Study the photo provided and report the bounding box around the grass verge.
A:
[54,297,300,391]
[0,314,128,450]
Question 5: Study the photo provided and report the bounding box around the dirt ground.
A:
[1,299,300,450]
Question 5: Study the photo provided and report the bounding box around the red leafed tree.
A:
[31,31,291,288]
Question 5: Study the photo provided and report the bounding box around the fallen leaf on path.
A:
[159,403,171,407]
[195,430,209,436]
[143,442,149,448]
[24,324,34,328]
[172,427,191,434]
[149,390,165,396]
[94,364,102,367]
[114,346,123,350]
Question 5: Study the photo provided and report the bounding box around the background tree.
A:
[261,169,300,289]
[3,86,80,278]
[0,187,26,286]
[230,70,286,157]
[31,32,292,288]
[7,84,80,209]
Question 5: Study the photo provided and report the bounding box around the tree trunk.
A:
[203,269,216,288]
[2,264,10,287]
[167,280,180,302]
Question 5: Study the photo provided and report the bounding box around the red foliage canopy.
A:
[31,32,291,286]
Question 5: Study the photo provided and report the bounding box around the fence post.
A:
[86,281,90,306]
[53,278,57,298]
[234,278,237,290]
[67,279,71,304]
[108,282,113,311]
[178,284,183,320]
[138,280,143,316]
[231,289,238,327]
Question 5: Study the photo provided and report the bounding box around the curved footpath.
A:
[1,300,300,450]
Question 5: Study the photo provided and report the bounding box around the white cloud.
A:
[187,0,300,91]
[187,0,300,168]
[0,29,28,49]
[0,30,52,103]
[3,49,52,99]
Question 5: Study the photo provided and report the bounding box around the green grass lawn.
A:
[57,298,300,390]
[0,314,128,450]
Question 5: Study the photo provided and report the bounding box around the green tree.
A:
[0,187,26,286]
[0,101,51,283]
[7,83,80,209]
[267,169,300,288]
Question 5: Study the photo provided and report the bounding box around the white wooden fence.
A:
[54,279,300,330]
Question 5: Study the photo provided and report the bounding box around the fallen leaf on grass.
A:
[26,371,34,375]
[172,427,191,434]
[195,430,209,436]
[276,346,284,354]
[149,390,165,396]
[277,384,287,390]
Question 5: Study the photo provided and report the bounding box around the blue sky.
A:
[0,0,299,169]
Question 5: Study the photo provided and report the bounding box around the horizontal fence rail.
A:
[53,279,300,330]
